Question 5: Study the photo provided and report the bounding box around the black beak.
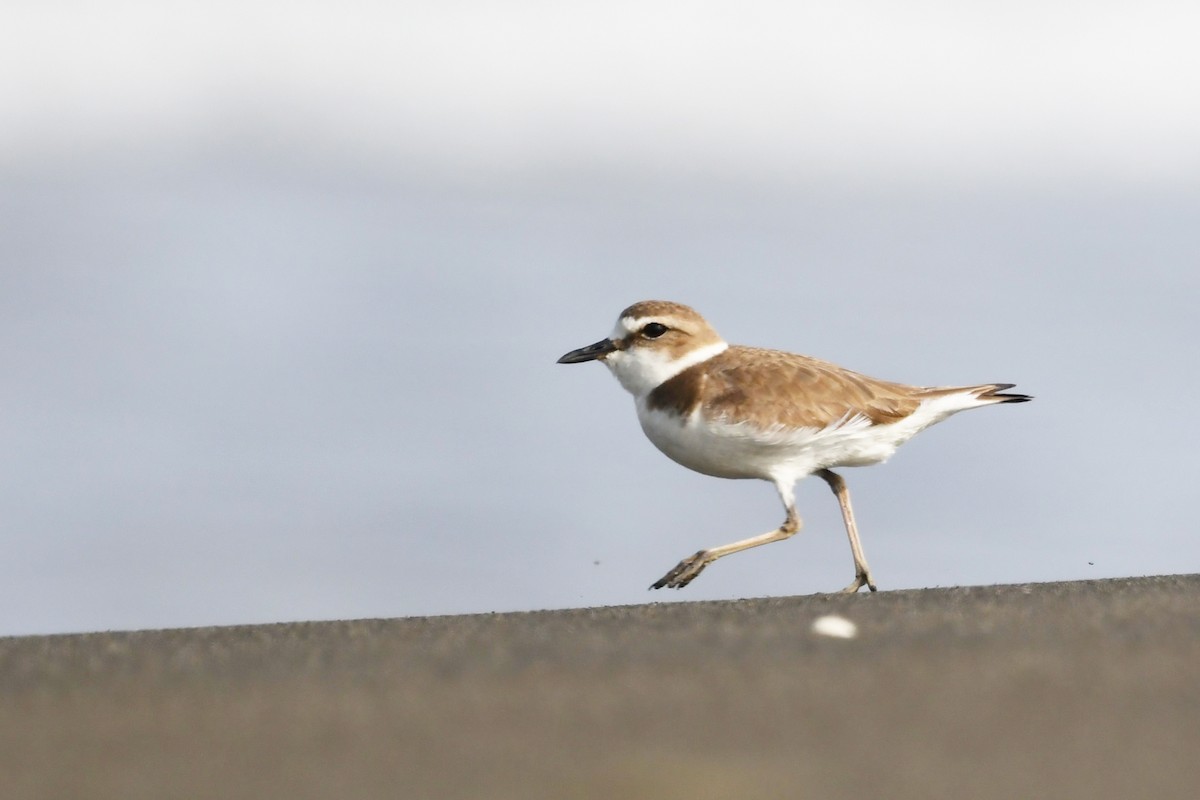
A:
[557,338,617,364]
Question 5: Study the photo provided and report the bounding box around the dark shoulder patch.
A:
[645,364,706,417]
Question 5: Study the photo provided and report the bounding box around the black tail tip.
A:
[987,384,1033,403]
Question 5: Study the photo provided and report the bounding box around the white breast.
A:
[633,400,836,482]
[634,390,981,484]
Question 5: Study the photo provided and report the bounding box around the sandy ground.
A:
[2,574,1199,799]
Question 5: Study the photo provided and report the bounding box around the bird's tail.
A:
[972,383,1033,404]
[922,383,1033,406]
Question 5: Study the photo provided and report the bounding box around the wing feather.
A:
[694,346,922,430]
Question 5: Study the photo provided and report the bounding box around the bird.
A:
[557,300,1031,593]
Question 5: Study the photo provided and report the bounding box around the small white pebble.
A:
[811,614,858,639]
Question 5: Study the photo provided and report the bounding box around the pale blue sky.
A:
[2,2,1197,634]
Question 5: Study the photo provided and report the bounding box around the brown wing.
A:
[646,346,923,429]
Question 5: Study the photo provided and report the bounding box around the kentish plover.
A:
[558,300,1031,593]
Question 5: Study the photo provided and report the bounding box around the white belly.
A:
[633,394,971,484]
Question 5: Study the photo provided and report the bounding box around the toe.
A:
[650,551,709,590]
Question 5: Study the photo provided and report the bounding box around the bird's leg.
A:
[651,485,801,590]
[816,468,877,593]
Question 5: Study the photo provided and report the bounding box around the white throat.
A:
[604,340,728,398]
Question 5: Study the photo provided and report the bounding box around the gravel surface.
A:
[3,574,1199,799]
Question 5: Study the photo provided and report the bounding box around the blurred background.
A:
[2,1,1197,636]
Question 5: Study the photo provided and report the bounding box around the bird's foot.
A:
[840,571,878,594]
[650,550,712,589]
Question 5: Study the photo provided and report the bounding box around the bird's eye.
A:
[642,322,668,339]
